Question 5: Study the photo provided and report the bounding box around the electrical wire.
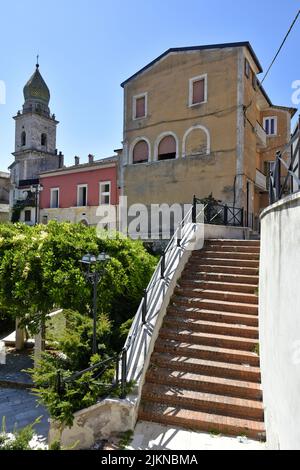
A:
[261,9,300,85]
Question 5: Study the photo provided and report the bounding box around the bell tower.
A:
[9,61,63,223]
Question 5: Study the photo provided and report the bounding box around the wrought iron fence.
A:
[269,119,300,204]
[195,198,244,227]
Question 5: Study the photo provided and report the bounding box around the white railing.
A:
[119,201,205,392]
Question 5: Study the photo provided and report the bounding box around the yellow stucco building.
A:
[120,42,296,229]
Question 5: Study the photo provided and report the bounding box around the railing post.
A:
[224,204,228,226]
[56,370,61,396]
[120,348,127,399]
[161,252,165,279]
[142,289,147,324]
[275,151,281,201]
[115,355,120,385]
[239,208,243,227]
[192,195,196,223]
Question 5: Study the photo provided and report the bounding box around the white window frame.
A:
[189,74,207,107]
[132,92,148,120]
[99,181,111,205]
[77,184,88,207]
[263,116,278,136]
[50,187,60,209]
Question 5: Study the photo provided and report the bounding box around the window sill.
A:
[188,101,207,108]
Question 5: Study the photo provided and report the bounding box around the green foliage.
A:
[56,309,112,370]
[28,351,116,427]
[0,222,156,427]
[0,416,41,450]
[198,193,224,225]
[118,430,134,449]
[0,222,156,341]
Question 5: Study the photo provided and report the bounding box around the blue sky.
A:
[0,0,299,172]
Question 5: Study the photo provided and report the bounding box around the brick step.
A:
[138,403,265,440]
[165,313,258,337]
[142,384,264,421]
[178,279,258,294]
[205,245,260,254]
[188,258,259,268]
[167,305,258,327]
[159,328,258,352]
[172,295,258,315]
[186,265,259,276]
[205,239,260,247]
[194,251,260,261]
[150,352,261,382]
[174,287,258,305]
[181,271,259,285]
[154,340,260,366]
[146,368,262,400]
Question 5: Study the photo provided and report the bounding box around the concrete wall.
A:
[259,192,300,449]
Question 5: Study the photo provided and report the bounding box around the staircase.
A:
[138,239,265,441]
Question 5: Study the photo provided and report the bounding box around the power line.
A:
[261,9,300,84]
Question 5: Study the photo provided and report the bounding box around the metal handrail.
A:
[269,120,300,204]
[119,197,206,396]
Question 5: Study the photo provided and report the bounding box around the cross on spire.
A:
[36,54,39,68]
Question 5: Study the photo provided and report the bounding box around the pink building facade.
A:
[39,155,119,226]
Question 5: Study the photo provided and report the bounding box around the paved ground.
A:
[0,349,49,442]
[128,421,266,450]
[0,388,49,440]
[0,349,33,387]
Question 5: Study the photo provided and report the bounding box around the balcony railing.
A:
[269,118,300,204]
[255,121,267,148]
[255,169,267,191]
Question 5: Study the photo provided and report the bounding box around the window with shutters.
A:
[132,139,149,164]
[263,117,277,136]
[99,181,111,205]
[157,135,177,161]
[189,74,207,107]
[133,93,147,120]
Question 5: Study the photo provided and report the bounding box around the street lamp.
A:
[80,252,110,355]
[30,183,43,225]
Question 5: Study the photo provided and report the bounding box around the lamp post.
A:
[80,252,110,355]
[30,183,43,225]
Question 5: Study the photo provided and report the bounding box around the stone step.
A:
[154,340,260,366]
[174,287,258,305]
[159,328,258,352]
[188,258,259,268]
[186,265,259,276]
[205,239,260,247]
[146,368,263,400]
[194,251,260,261]
[150,352,261,382]
[164,315,258,339]
[167,305,258,327]
[172,295,258,315]
[181,271,259,285]
[205,245,260,254]
[138,403,265,440]
[178,279,258,294]
[142,384,264,421]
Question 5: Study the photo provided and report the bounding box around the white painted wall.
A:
[259,192,300,450]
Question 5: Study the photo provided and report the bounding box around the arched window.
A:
[132,139,149,164]
[41,133,47,147]
[158,135,176,161]
[21,131,26,146]
[182,125,210,158]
